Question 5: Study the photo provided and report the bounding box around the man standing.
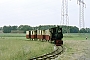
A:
[86,37,87,40]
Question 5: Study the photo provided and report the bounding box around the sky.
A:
[0,0,89,28]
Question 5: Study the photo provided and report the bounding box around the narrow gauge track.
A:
[28,45,64,60]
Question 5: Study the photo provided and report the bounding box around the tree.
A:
[79,28,87,33]
[70,26,79,33]
[11,26,18,30]
[18,25,33,33]
[0,27,3,30]
[3,26,12,33]
[85,28,90,33]
[60,25,69,33]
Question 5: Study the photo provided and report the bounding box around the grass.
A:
[0,33,90,60]
[58,33,90,60]
[63,33,90,40]
[59,40,89,60]
[0,33,53,60]
[0,33,25,37]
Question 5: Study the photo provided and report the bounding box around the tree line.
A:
[0,25,90,33]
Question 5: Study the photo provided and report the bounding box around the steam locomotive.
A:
[26,26,63,46]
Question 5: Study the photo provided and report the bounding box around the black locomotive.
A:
[50,26,63,46]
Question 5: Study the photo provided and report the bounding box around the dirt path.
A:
[57,40,90,60]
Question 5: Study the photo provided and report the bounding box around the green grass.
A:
[0,33,25,37]
[0,33,90,60]
[63,33,90,40]
[0,33,53,60]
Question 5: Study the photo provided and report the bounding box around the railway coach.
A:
[26,31,31,39]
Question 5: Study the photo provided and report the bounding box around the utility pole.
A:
[61,0,70,33]
[77,0,86,29]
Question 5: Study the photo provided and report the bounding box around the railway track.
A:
[28,45,64,60]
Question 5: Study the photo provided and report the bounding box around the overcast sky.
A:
[0,0,89,28]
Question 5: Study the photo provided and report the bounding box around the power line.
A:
[61,0,70,33]
[61,0,70,26]
[77,0,86,29]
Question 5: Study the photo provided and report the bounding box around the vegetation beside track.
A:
[58,33,90,60]
[63,33,90,40]
[0,33,90,60]
[0,33,53,60]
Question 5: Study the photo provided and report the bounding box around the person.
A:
[86,37,87,40]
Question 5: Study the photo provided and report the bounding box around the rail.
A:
[28,45,64,60]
